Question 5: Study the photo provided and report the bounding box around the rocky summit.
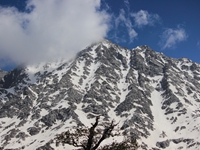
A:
[0,40,200,149]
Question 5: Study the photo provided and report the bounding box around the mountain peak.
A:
[0,41,200,149]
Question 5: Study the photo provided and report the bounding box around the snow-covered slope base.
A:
[0,40,200,149]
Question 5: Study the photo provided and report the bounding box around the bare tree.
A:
[56,116,138,150]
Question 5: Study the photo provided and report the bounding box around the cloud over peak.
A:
[0,0,110,65]
[114,9,137,43]
[112,8,161,43]
[159,27,187,49]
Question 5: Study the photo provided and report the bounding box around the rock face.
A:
[0,40,200,149]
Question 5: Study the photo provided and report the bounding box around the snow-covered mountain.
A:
[0,40,200,150]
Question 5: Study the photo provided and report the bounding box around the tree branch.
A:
[92,120,117,150]
[86,116,100,150]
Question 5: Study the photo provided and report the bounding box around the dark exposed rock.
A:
[4,129,20,143]
[41,107,79,127]
[156,140,170,148]
[0,67,27,89]
[16,132,27,140]
[27,127,41,135]
[36,141,54,150]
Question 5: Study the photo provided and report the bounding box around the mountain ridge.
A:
[0,40,200,149]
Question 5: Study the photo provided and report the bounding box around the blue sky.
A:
[104,0,200,63]
[0,0,199,70]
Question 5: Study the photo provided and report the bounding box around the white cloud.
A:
[115,9,137,43]
[160,27,187,49]
[0,0,110,65]
[131,10,160,27]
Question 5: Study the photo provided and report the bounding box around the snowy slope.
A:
[0,40,200,149]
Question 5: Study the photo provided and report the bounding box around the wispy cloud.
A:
[124,0,130,6]
[0,0,110,65]
[124,0,130,11]
[115,9,137,43]
[159,27,187,49]
[197,40,200,49]
[131,10,160,27]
